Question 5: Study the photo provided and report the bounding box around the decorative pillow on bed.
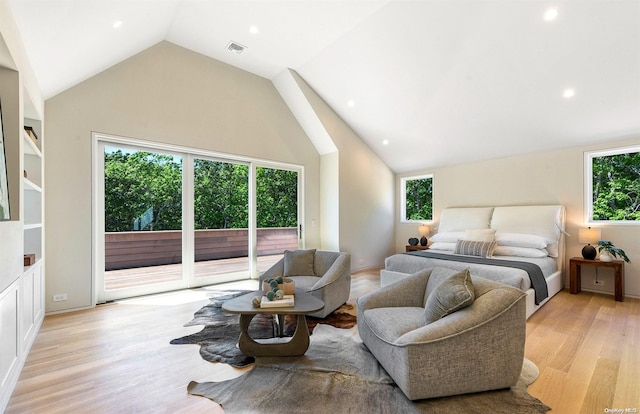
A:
[283,249,316,276]
[463,228,496,242]
[424,269,475,324]
[494,246,549,258]
[454,240,497,258]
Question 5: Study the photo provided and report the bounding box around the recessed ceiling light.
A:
[563,88,575,98]
[382,139,389,146]
[249,26,259,34]
[112,20,123,29]
[544,8,559,21]
[347,100,355,108]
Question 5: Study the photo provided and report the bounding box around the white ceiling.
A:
[6,0,640,173]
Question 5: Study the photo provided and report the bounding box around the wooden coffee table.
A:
[222,289,324,357]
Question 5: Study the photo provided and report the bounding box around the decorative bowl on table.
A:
[262,277,296,295]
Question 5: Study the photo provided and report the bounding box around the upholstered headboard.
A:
[437,207,494,232]
[436,205,566,267]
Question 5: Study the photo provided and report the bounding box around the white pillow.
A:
[430,232,464,243]
[495,233,547,249]
[464,229,496,242]
[428,242,456,251]
[494,246,549,258]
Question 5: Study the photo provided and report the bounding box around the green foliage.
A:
[405,177,433,221]
[592,152,640,221]
[104,150,182,232]
[597,240,630,262]
[256,167,298,228]
[104,149,299,232]
[194,160,248,229]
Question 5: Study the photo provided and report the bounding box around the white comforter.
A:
[384,252,557,291]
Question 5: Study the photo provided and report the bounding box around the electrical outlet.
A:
[53,293,67,302]
[594,280,604,286]
[359,259,364,265]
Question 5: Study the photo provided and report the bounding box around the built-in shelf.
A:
[23,223,42,230]
[22,131,42,158]
[1,29,45,414]
[23,257,43,270]
[23,177,42,192]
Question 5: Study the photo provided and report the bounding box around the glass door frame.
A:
[92,133,304,304]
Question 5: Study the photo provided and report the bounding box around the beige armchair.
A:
[357,267,527,400]
[259,249,351,318]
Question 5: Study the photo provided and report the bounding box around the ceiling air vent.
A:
[227,41,247,54]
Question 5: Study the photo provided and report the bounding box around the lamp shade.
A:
[578,227,601,244]
[418,225,431,236]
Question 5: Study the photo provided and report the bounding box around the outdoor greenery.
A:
[194,160,248,230]
[104,150,182,232]
[405,176,433,221]
[104,149,298,232]
[592,151,640,221]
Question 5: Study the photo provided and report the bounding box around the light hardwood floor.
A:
[5,269,639,413]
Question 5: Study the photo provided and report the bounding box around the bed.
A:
[382,205,566,319]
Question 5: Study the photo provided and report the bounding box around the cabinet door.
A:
[0,283,19,392]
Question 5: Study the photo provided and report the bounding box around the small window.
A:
[585,146,640,224]
[401,174,433,222]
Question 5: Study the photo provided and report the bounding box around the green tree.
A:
[194,160,249,229]
[105,150,299,232]
[592,152,640,221]
[405,177,433,221]
[257,167,298,227]
[104,150,182,232]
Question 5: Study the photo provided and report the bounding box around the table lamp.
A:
[418,224,430,246]
[578,227,600,260]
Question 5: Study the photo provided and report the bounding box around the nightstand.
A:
[569,257,625,302]
[406,245,429,252]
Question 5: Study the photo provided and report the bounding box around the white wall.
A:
[397,136,640,298]
[292,72,396,270]
[44,41,322,313]
[320,151,339,251]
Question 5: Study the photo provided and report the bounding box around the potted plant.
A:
[597,240,630,263]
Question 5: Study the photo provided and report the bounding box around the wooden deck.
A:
[104,255,283,290]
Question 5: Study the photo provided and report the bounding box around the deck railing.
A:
[105,227,298,270]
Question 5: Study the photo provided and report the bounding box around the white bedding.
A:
[383,252,557,291]
[383,205,566,318]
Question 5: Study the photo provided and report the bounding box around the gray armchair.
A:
[357,267,527,400]
[260,249,351,318]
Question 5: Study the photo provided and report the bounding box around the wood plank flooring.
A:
[6,269,639,413]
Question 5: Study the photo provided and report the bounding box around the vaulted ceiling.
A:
[6,0,640,173]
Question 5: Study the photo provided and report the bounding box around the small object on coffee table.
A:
[263,277,295,295]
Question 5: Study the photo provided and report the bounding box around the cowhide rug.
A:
[187,324,551,414]
[170,290,357,367]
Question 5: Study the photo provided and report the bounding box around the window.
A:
[401,174,433,222]
[585,146,640,224]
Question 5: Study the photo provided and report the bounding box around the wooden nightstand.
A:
[569,257,625,302]
[406,245,429,252]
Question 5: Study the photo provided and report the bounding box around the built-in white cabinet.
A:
[21,113,44,351]
[0,63,45,410]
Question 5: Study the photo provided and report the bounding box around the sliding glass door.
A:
[94,135,303,302]
[100,143,187,301]
[193,158,250,283]
[256,166,300,273]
